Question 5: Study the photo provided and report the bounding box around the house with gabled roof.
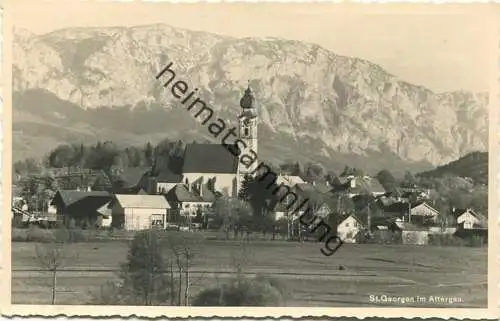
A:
[331,175,386,198]
[165,181,216,219]
[109,194,171,231]
[383,201,439,226]
[333,213,364,243]
[51,190,112,228]
[452,208,487,230]
[150,168,183,194]
[114,166,151,193]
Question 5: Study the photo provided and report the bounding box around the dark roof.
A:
[51,190,112,214]
[51,190,111,207]
[391,221,429,232]
[332,213,363,226]
[118,167,151,187]
[331,176,386,195]
[156,168,183,183]
[165,183,216,204]
[182,144,238,174]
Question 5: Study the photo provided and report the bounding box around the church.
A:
[156,85,259,198]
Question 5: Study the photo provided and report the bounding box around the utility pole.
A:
[408,200,411,224]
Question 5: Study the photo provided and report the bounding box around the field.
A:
[11,239,487,307]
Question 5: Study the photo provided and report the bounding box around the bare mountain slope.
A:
[12,24,488,174]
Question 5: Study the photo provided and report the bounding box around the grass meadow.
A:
[11,239,487,307]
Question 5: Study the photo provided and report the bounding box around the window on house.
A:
[151,214,164,228]
[244,127,250,136]
[185,204,190,208]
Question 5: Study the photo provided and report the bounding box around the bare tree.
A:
[229,239,254,285]
[165,233,203,306]
[34,242,77,305]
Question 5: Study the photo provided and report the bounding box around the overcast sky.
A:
[12,1,494,93]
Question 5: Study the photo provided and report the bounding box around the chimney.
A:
[350,179,356,188]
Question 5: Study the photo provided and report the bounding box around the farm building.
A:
[113,166,151,194]
[51,190,112,228]
[165,181,216,218]
[452,208,486,230]
[149,168,183,194]
[384,201,439,226]
[390,220,429,245]
[331,175,386,197]
[335,214,364,243]
[110,194,171,230]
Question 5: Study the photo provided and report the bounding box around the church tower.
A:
[236,84,258,194]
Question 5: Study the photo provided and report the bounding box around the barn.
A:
[110,194,171,231]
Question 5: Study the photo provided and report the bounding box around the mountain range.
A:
[12,24,489,176]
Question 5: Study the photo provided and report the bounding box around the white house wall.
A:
[156,182,178,194]
[457,212,480,229]
[114,206,167,231]
[183,173,237,197]
[337,216,362,243]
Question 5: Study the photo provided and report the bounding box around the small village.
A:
[11,159,488,247]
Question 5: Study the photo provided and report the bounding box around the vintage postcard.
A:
[1,0,499,319]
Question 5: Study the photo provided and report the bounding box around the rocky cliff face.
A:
[12,24,489,173]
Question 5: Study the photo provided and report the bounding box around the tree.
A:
[237,174,253,201]
[34,242,78,304]
[119,230,173,305]
[212,197,252,239]
[376,169,397,192]
[145,142,154,166]
[164,232,204,306]
[402,171,417,188]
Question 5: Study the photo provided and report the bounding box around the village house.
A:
[50,190,112,227]
[452,208,486,230]
[390,220,430,245]
[331,175,386,198]
[334,214,364,243]
[165,180,216,219]
[149,168,183,194]
[383,201,439,226]
[110,194,171,231]
[113,166,151,194]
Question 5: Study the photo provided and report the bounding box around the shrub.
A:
[54,228,88,243]
[428,234,466,246]
[26,226,55,243]
[192,278,284,306]
[11,228,28,242]
[464,235,485,247]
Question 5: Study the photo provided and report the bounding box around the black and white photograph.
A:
[3,1,497,317]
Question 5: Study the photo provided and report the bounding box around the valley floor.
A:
[11,240,487,307]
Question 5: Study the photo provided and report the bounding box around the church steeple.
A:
[236,82,258,195]
[240,84,254,109]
